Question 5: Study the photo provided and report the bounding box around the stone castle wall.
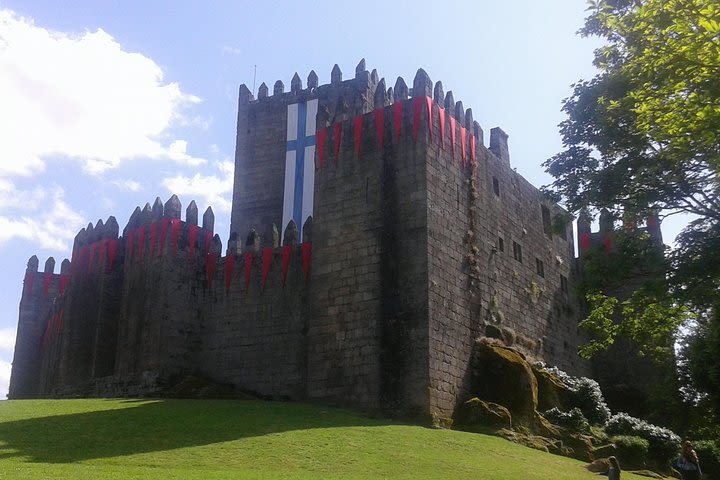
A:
[10,60,588,420]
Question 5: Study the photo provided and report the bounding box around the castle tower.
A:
[10,60,585,420]
[229,61,583,417]
[8,256,59,398]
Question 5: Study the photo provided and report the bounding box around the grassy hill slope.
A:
[0,399,646,479]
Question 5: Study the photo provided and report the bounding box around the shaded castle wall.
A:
[229,64,433,415]
[55,219,124,391]
[196,243,310,400]
[10,61,590,419]
[307,96,430,415]
[8,257,59,398]
[418,83,586,417]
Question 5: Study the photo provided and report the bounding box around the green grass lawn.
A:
[0,398,647,479]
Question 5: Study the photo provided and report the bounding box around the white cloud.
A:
[0,182,84,251]
[161,161,234,213]
[0,9,206,177]
[111,179,142,192]
[0,327,16,355]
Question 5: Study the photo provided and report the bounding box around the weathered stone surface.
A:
[533,364,570,412]
[258,82,268,98]
[454,397,512,431]
[331,64,342,84]
[10,62,589,423]
[290,72,301,93]
[273,80,284,95]
[307,70,318,89]
[468,340,538,426]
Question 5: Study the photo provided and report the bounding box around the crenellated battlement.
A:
[576,207,662,255]
[239,60,509,164]
[12,58,589,419]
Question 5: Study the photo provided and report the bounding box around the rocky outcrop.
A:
[467,339,538,427]
[454,398,512,432]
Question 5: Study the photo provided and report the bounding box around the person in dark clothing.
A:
[675,440,702,480]
[607,456,621,480]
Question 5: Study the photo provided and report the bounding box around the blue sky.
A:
[0,1,676,399]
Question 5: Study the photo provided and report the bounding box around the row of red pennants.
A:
[36,247,313,351]
[316,96,477,169]
[40,308,64,351]
[579,233,613,254]
[210,243,312,294]
[24,270,73,298]
[26,215,312,299]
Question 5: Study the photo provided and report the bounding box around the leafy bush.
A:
[610,435,649,470]
[694,440,720,479]
[542,365,611,425]
[605,412,679,468]
[544,407,591,434]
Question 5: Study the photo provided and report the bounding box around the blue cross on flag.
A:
[282,99,318,239]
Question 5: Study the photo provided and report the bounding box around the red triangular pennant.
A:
[353,115,363,157]
[449,116,457,159]
[99,239,107,270]
[470,134,476,167]
[58,274,70,295]
[412,96,423,141]
[149,223,157,257]
[374,108,385,152]
[425,96,433,140]
[171,219,181,255]
[188,224,198,259]
[244,252,253,292]
[204,230,213,258]
[206,252,218,287]
[301,242,312,284]
[281,245,291,287]
[136,226,146,261]
[438,106,445,149]
[392,101,403,142]
[225,254,235,293]
[159,218,170,256]
[88,242,97,273]
[316,127,327,169]
[43,270,52,296]
[78,246,88,275]
[261,247,273,290]
[41,313,55,350]
[580,233,592,251]
[460,125,467,165]
[107,239,119,271]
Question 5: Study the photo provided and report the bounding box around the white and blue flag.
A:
[282,99,318,239]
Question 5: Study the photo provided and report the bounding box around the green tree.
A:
[543,0,720,412]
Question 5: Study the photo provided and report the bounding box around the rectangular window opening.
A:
[560,275,568,294]
[492,177,500,196]
[512,241,522,263]
[541,205,552,236]
[536,258,545,278]
[498,237,505,252]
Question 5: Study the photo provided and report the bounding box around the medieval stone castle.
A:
[10,59,653,419]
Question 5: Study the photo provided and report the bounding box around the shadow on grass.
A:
[0,399,389,463]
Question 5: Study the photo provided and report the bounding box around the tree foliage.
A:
[545,0,720,222]
[544,0,720,410]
